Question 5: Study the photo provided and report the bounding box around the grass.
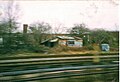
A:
[0,50,118,60]
[0,43,118,58]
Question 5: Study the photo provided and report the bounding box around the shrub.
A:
[48,45,89,53]
[28,45,49,53]
[86,45,94,50]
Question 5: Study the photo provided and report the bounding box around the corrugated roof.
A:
[41,39,50,43]
[57,36,74,40]
[50,38,58,42]
[41,36,82,43]
[74,37,82,40]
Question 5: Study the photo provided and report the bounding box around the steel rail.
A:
[0,52,118,60]
[1,70,118,81]
[21,70,118,81]
[0,54,118,81]
[0,55,118,64]
[0,58,118,68]
[0,64,118,77]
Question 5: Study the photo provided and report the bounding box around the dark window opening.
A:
[67,41,75,45]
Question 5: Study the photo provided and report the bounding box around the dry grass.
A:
[48,45,99,55]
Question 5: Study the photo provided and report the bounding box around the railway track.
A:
[0,53,119,81]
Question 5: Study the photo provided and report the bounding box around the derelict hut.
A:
[41,36,83,47]
[41,38,59,47]
[57,36,83,47]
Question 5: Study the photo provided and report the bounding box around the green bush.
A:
[86,45,94,50]
[28,45,49,53]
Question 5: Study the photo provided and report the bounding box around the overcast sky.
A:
[0,0,119,32]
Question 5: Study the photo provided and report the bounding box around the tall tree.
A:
[0,1,21,52]
[0,22,9,33]
[29,22,52,44]
[68,23,90,46]
[0,1,20,33]
[52,24,66,34]
[69,23,90,36]
[91,28,113,44]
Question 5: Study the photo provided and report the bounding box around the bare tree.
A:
[29,22,52,44]
[91,28,113,44]
[1,1,20,33]
[109,0,119,6]
[0,1,21,51]
[69,23,90,36]
[52,24,66,34]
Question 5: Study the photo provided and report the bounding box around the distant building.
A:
[41,36,83,47]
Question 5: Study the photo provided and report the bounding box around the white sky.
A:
[0,0,119,32]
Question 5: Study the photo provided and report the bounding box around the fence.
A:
[0,53,119,81]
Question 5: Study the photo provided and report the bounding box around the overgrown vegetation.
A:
[0,23,118,54]
[48,45,95,54]
[68,24,119,51]
[0,1,118,55]
[27,45,49,53]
